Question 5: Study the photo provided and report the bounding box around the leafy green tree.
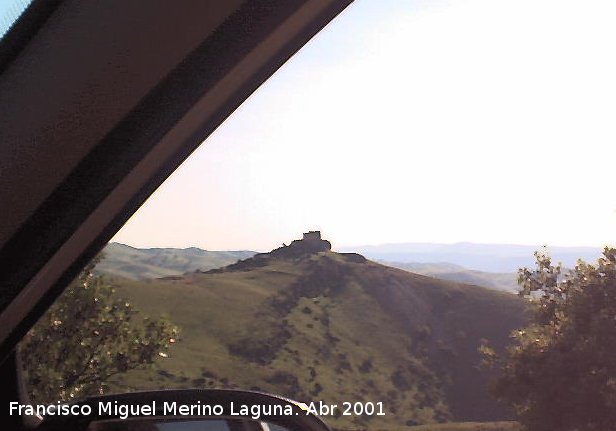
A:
[20,260,179,403]
[482,247,616,431]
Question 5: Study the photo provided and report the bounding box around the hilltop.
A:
[96,241,602,293]
[95,242,517,293]
[106,233,528,429]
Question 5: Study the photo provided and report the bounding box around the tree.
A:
[482,247,616,431]
[20,259,179,403]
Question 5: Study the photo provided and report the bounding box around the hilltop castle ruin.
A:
[268,231,331,258]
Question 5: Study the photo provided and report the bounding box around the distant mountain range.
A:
[96,243,255,279]
[339,242,602,273]
[381,262,518,293]
[105,238,527,428]
[98,242,602,294]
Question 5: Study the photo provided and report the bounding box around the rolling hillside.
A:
[105,236,527,430]
[96,242,255,279]
[96,243,517,293]
[380,262,518,293]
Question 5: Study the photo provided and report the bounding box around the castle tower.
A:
[302,231,322,241]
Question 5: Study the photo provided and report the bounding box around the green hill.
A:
[97,243,519,294]
[105,238,527,430]
[96,242,255,279]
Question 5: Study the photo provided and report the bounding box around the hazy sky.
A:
[113,0,616,251]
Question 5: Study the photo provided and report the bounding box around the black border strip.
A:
[41,389,332,431]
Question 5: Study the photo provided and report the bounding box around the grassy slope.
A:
[98,244,519,293]
[96,243,255,279]
[107,251,526,430]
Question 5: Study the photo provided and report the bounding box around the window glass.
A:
[20,1,616,430]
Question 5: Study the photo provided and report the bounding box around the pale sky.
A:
[112,0,616,251]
